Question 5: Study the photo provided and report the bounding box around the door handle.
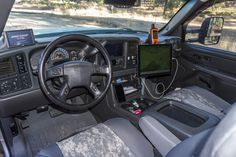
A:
[198,76,212,89]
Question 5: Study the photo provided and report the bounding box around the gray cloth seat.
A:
[167,104,236,157]
[164,86,231,118]
[35,118,154,157]
[37,105,236,157]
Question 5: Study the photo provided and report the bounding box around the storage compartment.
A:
[143,100,220,140]
[158,105,206,127]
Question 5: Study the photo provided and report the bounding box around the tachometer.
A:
[51,48,69,63]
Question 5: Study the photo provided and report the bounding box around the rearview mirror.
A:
[104,0,140,7]
[199,17,224,45]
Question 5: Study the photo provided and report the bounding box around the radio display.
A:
[104,42,123,57]
[5,29,35,48]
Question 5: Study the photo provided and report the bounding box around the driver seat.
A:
[35,118,154,157]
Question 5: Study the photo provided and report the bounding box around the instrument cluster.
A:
[30,38,140,74]
[30,47,83,73]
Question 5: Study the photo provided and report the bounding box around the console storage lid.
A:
[142,100,219,140]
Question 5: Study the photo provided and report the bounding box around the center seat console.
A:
[114,82,219,140]
[142,100,219,140]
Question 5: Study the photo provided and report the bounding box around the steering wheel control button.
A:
[59,83,70,100]
[90,82,101,98]
[46,66,63,80]
[52,68,61,75]
[64,87,69,95]
[94,65,109,76]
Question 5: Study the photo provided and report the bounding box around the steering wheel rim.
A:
[38,34,112,112]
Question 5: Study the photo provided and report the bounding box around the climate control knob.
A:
[112,59,117,66]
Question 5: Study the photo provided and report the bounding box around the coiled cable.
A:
[141,58,179,99]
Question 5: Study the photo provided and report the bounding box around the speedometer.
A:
[30,51,42,72]
[51,48,69,63]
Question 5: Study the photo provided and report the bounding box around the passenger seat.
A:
[164,86,231,119]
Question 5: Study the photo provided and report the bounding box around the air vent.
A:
[0,58,16,78]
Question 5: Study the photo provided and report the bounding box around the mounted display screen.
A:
[5,29,35,48]
[0,57,15,77]
[104,42,123,57]
[138,44,172,76]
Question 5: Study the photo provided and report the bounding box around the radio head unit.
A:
[104,41,123,57]
[102,39,139,71]
[104,41,124,70]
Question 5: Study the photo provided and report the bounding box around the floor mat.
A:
[21,110,97,155]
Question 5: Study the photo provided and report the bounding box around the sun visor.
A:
[0,0,15,36]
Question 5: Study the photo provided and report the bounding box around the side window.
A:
[185,1,236,53]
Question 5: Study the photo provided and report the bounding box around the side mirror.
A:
[199,17,224,45]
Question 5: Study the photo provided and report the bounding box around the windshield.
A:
[5,0,186,35]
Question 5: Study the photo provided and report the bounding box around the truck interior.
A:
[0,0,236,156]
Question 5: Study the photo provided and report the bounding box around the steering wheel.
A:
[38,34,112,112]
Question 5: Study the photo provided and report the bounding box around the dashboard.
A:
[0,34,181,117]
[29,38,139,73]
[0,36,140,117]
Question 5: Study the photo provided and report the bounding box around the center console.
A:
[114,82,219,140]
[112,73,156,116]
[142,100,219,140]
[121,98,155,115]
[111,43,219,141]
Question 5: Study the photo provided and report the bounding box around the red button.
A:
[134,109,142,115]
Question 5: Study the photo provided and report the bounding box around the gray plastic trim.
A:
[139,116,181,157]
[0,129,10,157]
